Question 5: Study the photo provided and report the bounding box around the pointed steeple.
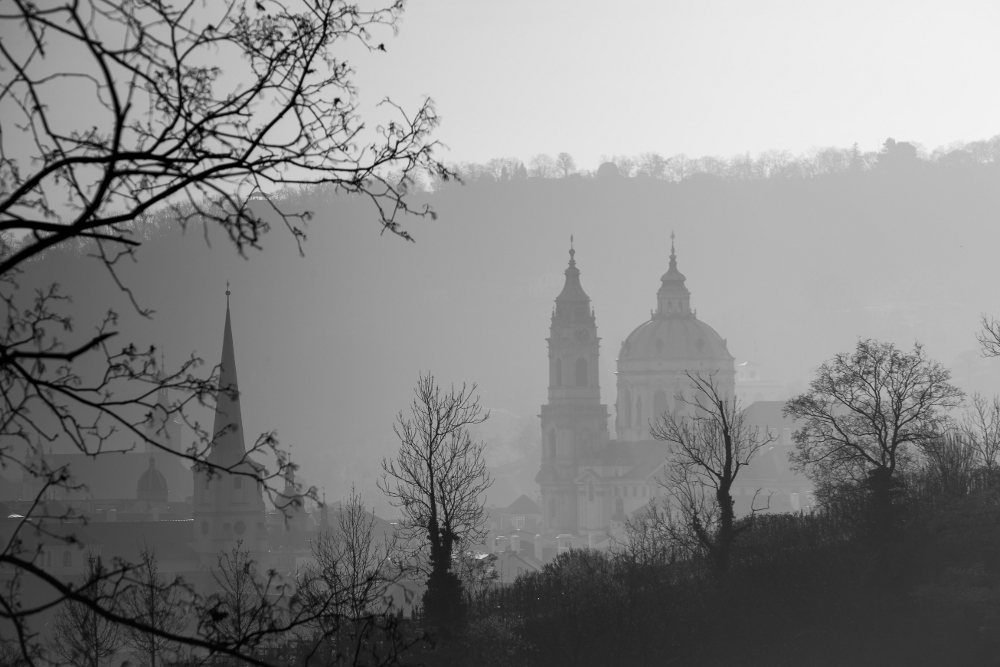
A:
[554,236,593,323]
[656,232,692,317]
[210,283,246,467]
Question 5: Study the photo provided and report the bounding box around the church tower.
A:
[192,286,267,570]
[537,240,609,535]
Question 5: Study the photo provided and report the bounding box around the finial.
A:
[670,231,676,258]
[225,280,231,307]
[569,235,575,261]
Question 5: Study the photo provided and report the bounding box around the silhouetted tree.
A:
[0,0,447,663]
[650,373,774,574]
[120,547,188,667]
[49,556,124,667]
[785,340,963,506]
[295,489,414,667]
[555,153,576,177]
[961,392,1000,471]
[379,374,492,630]
[528,154,557,178]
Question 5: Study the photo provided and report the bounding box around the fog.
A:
[19,155,1000,512]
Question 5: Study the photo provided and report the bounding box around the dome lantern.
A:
[655,232,692,317]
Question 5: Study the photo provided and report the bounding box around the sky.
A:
[350,0,1000,168]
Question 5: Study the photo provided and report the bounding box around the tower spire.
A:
[210,283,246,466]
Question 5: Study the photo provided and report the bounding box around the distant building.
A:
[535,237,811,551]
[735,360,784,403]
[6,288,352,596]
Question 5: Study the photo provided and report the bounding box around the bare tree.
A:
[920,430,978,497]
[310,487,401,620]
[0,0,448,663]
[961,392,1000,471]
[120,547,188,667]
[635,152,669,179]
[650,373,774,574]
[49,556,124,667]
[379,374,492,628]
[200,541,283,653]
[784,340,963,505]
[976,314,1000,357]
[296,489,415,667]
[528,154,556,178]
[555,153,576,178]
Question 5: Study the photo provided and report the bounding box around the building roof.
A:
[83,519,198,564]
[29,451,191,502]
[136,456,168,502]
[552,240,594,325]
[209,292,247,469]
[619,237,734,366]
[504,494,541,515]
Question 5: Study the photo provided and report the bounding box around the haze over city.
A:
[3,1,1000,665]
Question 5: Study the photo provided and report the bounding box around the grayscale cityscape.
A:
[1,1,1000,666]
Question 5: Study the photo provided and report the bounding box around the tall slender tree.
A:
[379,374,492,629]
[650,372,774,574]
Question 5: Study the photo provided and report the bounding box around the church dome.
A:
[615,235,736,441]
[136,456,168,503]
[619,316,731,366]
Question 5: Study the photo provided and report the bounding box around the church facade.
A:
[536,238,737,538]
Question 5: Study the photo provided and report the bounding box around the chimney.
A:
[511,534,521,553]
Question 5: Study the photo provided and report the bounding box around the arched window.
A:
[554,358,562,386]
[620,390,632,429]
[636,395,643,427]
[63,551,72,567]
[548,497,556,518]
[654,390,668,420]
[548,430,557,459]
[575,357,587,387]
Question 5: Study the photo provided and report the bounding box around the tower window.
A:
[575,357,587,387]
[548,430,556,459]
[234,476,242,490]
[549,497,556,518]
[63,551,72,567]
[554,358,562,386]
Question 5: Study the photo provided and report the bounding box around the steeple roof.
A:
[553,237,594,324]
[209,285,246,467]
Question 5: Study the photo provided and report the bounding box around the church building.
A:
[537,236,737,538]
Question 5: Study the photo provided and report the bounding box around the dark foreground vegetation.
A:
[456,473,1000,667]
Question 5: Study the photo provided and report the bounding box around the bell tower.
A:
[537,239,609,535]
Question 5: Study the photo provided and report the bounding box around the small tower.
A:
[536,239,610,535]
[145,366,181,455]
[191,284,267,571]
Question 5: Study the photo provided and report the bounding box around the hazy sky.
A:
[353,0,1000,168]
